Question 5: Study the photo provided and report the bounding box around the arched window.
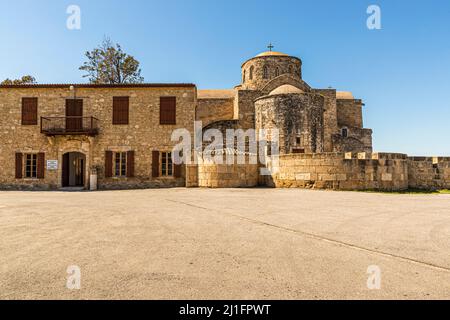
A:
[341,127,348,138]
[243,70,246,82]
[288,65,293,74]
[263,66,269,79]
[249,66,254,80]
[275,67,280,77]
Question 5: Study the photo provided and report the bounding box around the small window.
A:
[288,65,293,74]
[249,66,254,80]
[114,152,127,177]
[161,152,173,177]
[243,70,246,82]
[275,67,280,77]
[160,97,176,125]
[341,127,348,138]
[22,98,38,125]
[25,154,37,178]
[263,66,269,79]
[113,97,129,125]
[296,137,301,145]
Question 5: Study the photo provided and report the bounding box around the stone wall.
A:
[196,97,235,127]
[234,90,260,130]
[337,99,364,128]
[314,89,338,152]
[265,152,409,191]
[241,55,302,90]
[185,164,199,188]
[197,156,259,188]
[255,93,325,154]
[332,128,373,153]
[408,157,450,190]
[0,85,196,190]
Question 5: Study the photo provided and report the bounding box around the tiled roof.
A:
[197,89,235,99]
[256,51,289,57]
[0,83,196,89]
[336,91,354,99]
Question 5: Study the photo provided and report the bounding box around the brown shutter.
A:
[15,153,23,179]
[105,151,113,178]
[160,97,176,125]
[126,151,135,178]
[152,151,160,178]
[22,98,38,125]
[37,153,45,179]
[174,164,182,178]
[113,97,129,125]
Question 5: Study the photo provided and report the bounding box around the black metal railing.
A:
[41,117,99,136]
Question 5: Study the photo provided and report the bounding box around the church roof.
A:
[197,89,235,99]
[336,91,354,99]
[256,51,289,57]
[270,84,304,95]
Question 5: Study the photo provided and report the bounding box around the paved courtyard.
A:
[0,188,450,300]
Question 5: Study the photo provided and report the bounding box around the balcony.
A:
[41,117,99,136]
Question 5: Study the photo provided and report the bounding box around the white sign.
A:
[47,160,58,170]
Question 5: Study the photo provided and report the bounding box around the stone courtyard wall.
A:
[265,152,409,191]
[408,157,450,190]
[197,155,258,188]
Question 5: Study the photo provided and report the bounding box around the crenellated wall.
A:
[264,152,409,191]
[408,157,450,190]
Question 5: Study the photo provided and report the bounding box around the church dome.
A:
[256,51,289,57]
[270,84,304,95]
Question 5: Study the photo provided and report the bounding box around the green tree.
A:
[79,38,144,84]
[1,75,37,85]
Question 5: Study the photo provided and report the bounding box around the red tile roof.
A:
[0,83,196,89]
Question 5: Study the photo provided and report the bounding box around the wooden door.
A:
[75,157,84,186]
[66,99,83,131]
[62,153,70,187]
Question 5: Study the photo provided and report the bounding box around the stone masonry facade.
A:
[0,84,196,190]
[0,50,448,191]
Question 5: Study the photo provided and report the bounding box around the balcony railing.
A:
[41,117,99,136]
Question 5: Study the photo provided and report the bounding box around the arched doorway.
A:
[62,152,86,187]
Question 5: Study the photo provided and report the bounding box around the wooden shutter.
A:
[152,151,160,178]
[22,98,38,125]
[37,153,45,179]
[113,97,129,125]
[126,151,135,178]
[15,153,23,179]
[174,164,182,178]
[160,97,176,125]
[105,151,113,178]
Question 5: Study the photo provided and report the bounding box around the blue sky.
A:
[0,0,449,155]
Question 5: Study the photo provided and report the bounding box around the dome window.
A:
[263,66,269,79]
[249,66,254,80]
[243,70,246,82]
[275,67,280,77]
[341,127,349,138]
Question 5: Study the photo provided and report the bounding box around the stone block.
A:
[295,173,311,181]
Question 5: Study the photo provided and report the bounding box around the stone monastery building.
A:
[0,50,448,191]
